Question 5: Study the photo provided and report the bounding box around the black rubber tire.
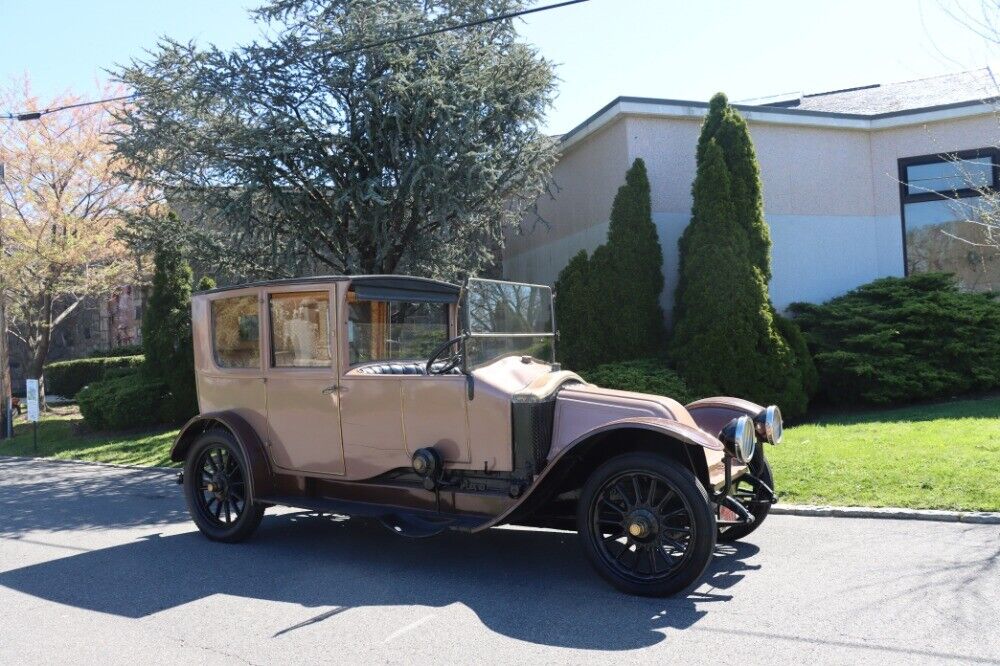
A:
[577,452,717,597]
[718,451,774,542]
[183,429,265,543]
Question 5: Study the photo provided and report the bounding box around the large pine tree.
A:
[554,158,665,368]
[671,99,809,417]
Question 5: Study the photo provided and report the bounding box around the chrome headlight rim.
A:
[721,415,756,464]
[755,404,783,445]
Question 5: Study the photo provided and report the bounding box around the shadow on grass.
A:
[798,394,1000,427]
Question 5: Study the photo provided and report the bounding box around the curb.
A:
[771,504,1000,524]
[0,455,177,475]
[3,456,1000,525]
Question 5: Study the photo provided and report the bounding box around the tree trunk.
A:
[26,293,52,411]
[0,298,12,438]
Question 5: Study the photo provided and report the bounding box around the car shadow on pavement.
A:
[0,511,760,650]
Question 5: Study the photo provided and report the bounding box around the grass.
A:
[0,405,180,468]
[769,396,1000,512]
[2,397,998,512]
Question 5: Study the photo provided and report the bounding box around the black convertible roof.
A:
[196,275,461,303]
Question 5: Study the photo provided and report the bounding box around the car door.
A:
[338,289,469,479]
[262,286,345,476]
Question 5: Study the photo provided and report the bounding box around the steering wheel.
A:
[426,335,466,375]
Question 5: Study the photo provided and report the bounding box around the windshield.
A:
[463,278,555,368]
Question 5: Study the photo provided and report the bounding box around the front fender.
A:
[471,417,723,532]
[171,411,275,498]
[684,396,765,438]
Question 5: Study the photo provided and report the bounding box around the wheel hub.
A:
[626,509,657,541]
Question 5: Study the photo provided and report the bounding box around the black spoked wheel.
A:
[578,453,716,597]
[718,451,774,542]
[183,430,264,543]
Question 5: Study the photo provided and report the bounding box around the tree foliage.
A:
[554,159,665,369]
[670,110,808,418]
[0,79,151,393]
[789,273,1000,405]
[113,0,557,282]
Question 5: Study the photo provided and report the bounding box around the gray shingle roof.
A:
[758,67,1000,115]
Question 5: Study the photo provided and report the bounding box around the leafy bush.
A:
[77,372,169,431]
[581,358,694,404]
[44,355,144,397]
[788,273,1000,405]
[86,345,143,358]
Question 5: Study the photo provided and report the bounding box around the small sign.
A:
[25,379,40,423]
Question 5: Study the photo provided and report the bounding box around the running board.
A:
[258,494,486,533]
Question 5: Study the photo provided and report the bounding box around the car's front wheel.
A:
[183,430,265,543]
[577,452,716,596]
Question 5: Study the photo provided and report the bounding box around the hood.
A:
[551,383,703,452]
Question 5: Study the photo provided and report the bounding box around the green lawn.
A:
[0,406,180,467]
[769,396,1000,512]
[2,397,998,512]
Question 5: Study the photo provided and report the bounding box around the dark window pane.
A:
[904,197,1000,292]
[211,296,260,369]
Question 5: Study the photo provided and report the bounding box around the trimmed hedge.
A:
[788,273,1000,405]
[77,372,169,431]
[44,355,144,397]
[87,345,143,358]
[581,358,695,405]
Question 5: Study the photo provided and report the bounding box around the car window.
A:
[269,292,332,368]
[347,293,448,365]
[211,296,260,369]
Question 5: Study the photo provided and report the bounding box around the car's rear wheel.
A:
[577,452,716,597]
[718,451,774,542]
[183,430,265,543]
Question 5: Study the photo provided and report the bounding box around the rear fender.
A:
[684,397,765,438]
[171,411,274,498]
[471,417,723,532]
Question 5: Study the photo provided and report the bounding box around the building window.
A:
[899,148,1000,292]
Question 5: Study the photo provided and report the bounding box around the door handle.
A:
[321,384,338,394]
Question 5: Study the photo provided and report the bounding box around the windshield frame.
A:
[460,277,557,368]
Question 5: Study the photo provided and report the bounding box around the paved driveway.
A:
[0,458,997,664]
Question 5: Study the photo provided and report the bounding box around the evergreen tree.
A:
[671,139,808,417]
[554,158,666,369]
[554,250,598,369]
[713,94,772,282]
[601,158,665,361]
[143,242,197,422]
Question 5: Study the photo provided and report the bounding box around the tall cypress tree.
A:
[143,243,198,422]
[601,158,665,361]
[671,112,808,416]
[554,158,666,368]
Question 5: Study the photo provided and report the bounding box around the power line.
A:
[1,0,589,122]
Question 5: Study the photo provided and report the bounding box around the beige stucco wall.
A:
[504,105,999,323]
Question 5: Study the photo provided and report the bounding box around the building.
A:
[504,68,1000,323]
[7,286,146,394]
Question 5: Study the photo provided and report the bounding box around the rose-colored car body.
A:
[172,275,766,534]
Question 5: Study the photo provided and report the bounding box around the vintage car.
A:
[173,276,780,596]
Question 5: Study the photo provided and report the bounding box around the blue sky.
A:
[1,0,996,133]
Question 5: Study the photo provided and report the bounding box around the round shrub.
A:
[78,373,168,431]
[44,355,144,397]
[788,273,1000,405]
[581,358,695,404]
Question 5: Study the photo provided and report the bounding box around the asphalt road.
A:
[0,458,997,665]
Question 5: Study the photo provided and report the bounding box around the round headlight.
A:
[755,405,783,444]
[721,415,756,464]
